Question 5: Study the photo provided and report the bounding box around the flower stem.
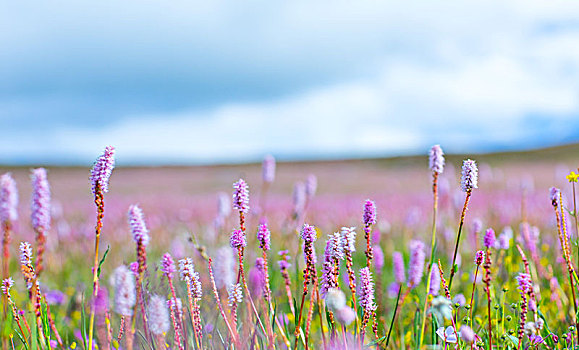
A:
[88,188,104,350]
[448,191,472,291]
[385,285,402,347]
[419,172,439,348]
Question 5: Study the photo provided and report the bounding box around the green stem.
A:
[419,172,439,348]
[385,285,402,347]
[449,191,472,291]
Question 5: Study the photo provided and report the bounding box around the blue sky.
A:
[2,1,579,165]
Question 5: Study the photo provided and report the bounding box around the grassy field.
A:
[1,143,579,349]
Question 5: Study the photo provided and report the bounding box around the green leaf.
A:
[97,245,110,278]
[293,297,299,328]
[366,336,386,346]
[80,295,87,350]
[14,325,29,350]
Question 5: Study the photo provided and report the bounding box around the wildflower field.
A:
[2,144,579,350]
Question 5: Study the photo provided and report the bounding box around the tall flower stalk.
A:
[469,250,484,330]
[207,257,238,345]
[1,173,18,283]
[233,178,249,233]
[516,273,531,349]
[19,242,46,346]
[551,188,579,342]
[2,277,30,347]
[483,228,495,350]
[358,267,376,345]
[88,146,115,350]
[127,204,150,340]
[449,159,478,290]
[295,224,317,350]
[161,253,183,350]
[419,144,444,347]
[341,226,357,312]
[363,200,376,269]
[278,250,295,315]
[257,221,277,346]
[179,258,203,348]
[568,171,579,296]
[148,295,170,347]
[31,168,50,277]
[113,265,136,349]
[230,227,269,342]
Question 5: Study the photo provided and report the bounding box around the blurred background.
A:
[2,1,579,166]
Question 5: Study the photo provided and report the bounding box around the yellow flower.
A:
[567,171,579,183]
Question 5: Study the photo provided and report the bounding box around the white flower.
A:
[430,295,453,321]
[436,326,458,343]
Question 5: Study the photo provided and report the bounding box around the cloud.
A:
[1,1,579,164]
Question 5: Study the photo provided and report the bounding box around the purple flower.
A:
[93,287,108,314]
[160,253,176,277]
[472,219,483,234]
[178,258,195,281]
[460,159,478,192]
[392,251,405,284]
[373,245,384,272]
[230,229,247,249]
[305,174,317,199]
[128,205,150,246]
[148,295,170,335]
[358,267,376,312]
[20,242,32,266]
[320,233,344,298]
[31,168,51,233]
[429,145,445,174]
[429,264,441,295]
[453,294,466,306]
[249,258,266,296]
[129,262,139,276]
[550,187,561,206]
[232,179,250,213]
[516,273,532,296]
[407,240,426,287]
[90,146,115,194]
[529,334,544,345]
[227,283,243,306]
[497,232,510,250]
[293,182,306,214]
[1,277,14,295]
[179,258,202,298]
[363,200,377,227]
[45,289,66,305]
[278,251,291,270]
[0,173,18,223]
[301,224,317,243]
[262,154,276,183]
[387,282,400,298]
[257,222,271,251]
[483,228,496,249]
[168,297,183,317]
[475,250,485,265]
[341,227,356,253]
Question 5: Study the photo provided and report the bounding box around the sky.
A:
[2,1,579,165]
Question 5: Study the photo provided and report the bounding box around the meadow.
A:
[1,144,579,350]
